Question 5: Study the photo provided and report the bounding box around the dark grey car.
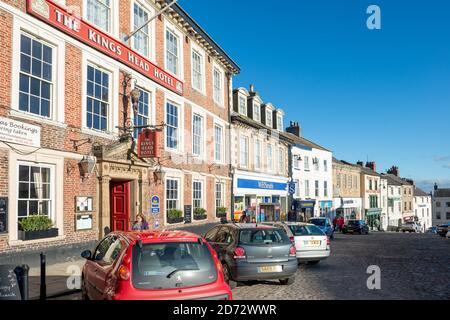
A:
[203,223,298,289]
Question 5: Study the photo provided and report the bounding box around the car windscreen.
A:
[238,228,291,245]
[309,219,326,227]
[288,225,325,236]
[131,242,217,290]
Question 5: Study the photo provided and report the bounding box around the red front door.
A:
[110,181,131,231]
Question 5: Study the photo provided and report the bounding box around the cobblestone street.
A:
[232,232,450,300]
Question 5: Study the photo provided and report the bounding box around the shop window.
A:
[19,34,53,118]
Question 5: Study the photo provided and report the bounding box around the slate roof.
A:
[381,174,403,186]
[284,132,331,152]
[434,189,450,198]
[414,188,430,197]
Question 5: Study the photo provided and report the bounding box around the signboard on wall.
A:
[0,117,41,148]
[75,197,93,212]
[237,179,288,191]
[75,214,93,231]
[0,198,7,234]
[150,196,160,215]
[26,0,184,95]
[138,130,159,159]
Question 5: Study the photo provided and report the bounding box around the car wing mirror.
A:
[81,250,92,260]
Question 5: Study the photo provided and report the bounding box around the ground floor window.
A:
[166,178,180,211]
[18,163,53,222]
[192,180,203,210]
[215,182,225,216]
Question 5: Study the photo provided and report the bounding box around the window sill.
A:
[10,110,67,129]
[9,235,66,247]
[192,87,206,97]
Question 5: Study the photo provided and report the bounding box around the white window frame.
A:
[130,0,156,62]
[192,113,204,157]
[253,102,261,122]
[85,63,112,132]
[190,42,206,94]
[240,135,249,168]
[192,179,204,210]
[11,21,66,125]
[277,115,283,131]
[83,0,119,36]
[164,21,184,79]
[165,177,181,213]
[304,156,310,171]
[278,147,285,174]
[213,63,224,107]
[266,109,273,127]
[267,143,273,172]
[254,139,262,170]
[215,181,225,215]
[238,95,247,116]
[214,123,225,164]
[305,180,310,198]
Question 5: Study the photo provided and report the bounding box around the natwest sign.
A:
[138,129,158,159]
[26,0,183,95]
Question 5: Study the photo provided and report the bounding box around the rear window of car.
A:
[347,220,361,226]
[289,225,324,236]
[309,219,326,227]
[131,242,217,290]
[238,228,291,245]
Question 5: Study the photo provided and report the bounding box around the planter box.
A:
[216,212,227,218]
[194,214,207,221]
[167,217,184,224]
[18,228,59,241]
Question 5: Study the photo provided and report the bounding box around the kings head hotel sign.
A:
[27,0,184,95]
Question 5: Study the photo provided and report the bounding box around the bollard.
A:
[14,265,30,300]
[40,252,46,300]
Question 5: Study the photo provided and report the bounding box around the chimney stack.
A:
[286,121,301,137]
[366,161,376,172]
[249,84,255,93]
[357,161,364,167]
[387,166,400,177]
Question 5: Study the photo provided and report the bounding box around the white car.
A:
[263,222,331,265]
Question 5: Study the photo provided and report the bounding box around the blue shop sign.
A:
[320,201,333,208]
[237,179,288,191]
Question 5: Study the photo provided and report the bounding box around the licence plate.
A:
[304,240,321,246]
[258,265,283,273]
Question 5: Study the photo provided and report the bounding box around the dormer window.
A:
[266,109,273,127]
[239,96,247,115]
[277,115,283,131]
[253,103,260,122]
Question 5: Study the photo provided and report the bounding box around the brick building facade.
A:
[0,0,239,254]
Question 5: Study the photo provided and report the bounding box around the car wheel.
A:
[222,263,237,290]
[279,276,295,285]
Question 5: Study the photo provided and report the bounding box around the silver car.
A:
[264,222,331,265]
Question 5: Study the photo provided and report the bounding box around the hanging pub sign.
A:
[138,129,158,159]
[26,0,184,95]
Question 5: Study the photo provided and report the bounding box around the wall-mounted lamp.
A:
[153,168,165,184]
[79,156,97,181]
[70,138,92,151]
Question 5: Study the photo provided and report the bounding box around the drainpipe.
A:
[287,142,294,221]
[227,72,234,222]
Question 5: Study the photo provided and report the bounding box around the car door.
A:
[87,236,113,300]
[215,227,236,264]
[94,236,124,299]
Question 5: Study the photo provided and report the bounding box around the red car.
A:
[81,230,232,300]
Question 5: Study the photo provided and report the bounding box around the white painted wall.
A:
[414,196,432,232]
[432,196,450,227]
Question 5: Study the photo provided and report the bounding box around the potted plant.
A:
[18,215,58,241]
[167,209,184,224]
[194,208,207,220]
[216,207,228,218]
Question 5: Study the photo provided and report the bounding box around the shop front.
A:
[334,198,362,220]
[365,208,382,231]
[292,200,316,222]
[233,173,288,223]
[319,201,334,219]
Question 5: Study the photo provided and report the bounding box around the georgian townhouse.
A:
[385,167,414,223]
[0,0,239,257]
[230,85,291,223]
[332,159,362,221]
[432,184,450,227]
[413,187,432,232]
[285,122,333,221]
[381,173,404,230]
[357,162,382,230]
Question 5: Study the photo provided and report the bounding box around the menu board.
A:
[0,265,21,300]
[0,198,7,233]
[184,205,192,224]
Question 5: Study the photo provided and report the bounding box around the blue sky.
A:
[180,0,450,192]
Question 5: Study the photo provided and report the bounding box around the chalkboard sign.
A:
[184,205,192,224]
[0,198,7,233]
[0,265,21,300]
